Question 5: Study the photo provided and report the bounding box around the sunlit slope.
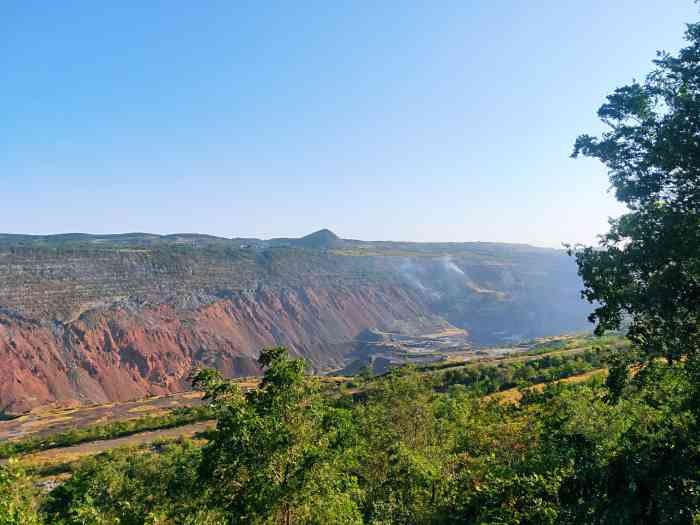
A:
[0,231,591,412]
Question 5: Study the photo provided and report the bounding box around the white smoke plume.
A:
[399,258,441,300]
[441,256,465,275]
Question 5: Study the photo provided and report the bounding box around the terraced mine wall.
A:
[0,247,400,320]
[0,244,592,413]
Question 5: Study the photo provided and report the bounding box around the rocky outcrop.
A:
[0,285,428,413]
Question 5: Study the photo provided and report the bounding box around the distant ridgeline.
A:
[0,230,591,412]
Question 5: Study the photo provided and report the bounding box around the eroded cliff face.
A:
[0,285,428,413]
[0,240,593,413]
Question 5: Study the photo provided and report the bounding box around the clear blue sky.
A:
[2,2,697,246]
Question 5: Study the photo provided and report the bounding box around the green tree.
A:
[567,17,700,524]
[352,368,454,524]
[43,441,222,525]
[196,347,362,525]
[0,461,42,525]
[571,23,700,363]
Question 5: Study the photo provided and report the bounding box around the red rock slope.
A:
[0,285,427,413]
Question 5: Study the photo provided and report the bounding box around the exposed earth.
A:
[0,229,592,414]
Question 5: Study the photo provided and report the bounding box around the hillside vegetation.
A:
[0,340,693,524]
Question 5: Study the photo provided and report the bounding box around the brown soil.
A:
[0,285,428,413]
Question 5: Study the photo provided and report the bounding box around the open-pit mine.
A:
[0,229,591,414]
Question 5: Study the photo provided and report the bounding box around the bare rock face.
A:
[0,236,593,413]
[0,285,427,413]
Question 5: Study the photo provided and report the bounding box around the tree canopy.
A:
[571,23,700,363]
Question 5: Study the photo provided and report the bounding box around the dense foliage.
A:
[571,23,700,363]
[566,17,700,523]
[44,441,225,525]
[24,345,696,524]
[0,461,41,525]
